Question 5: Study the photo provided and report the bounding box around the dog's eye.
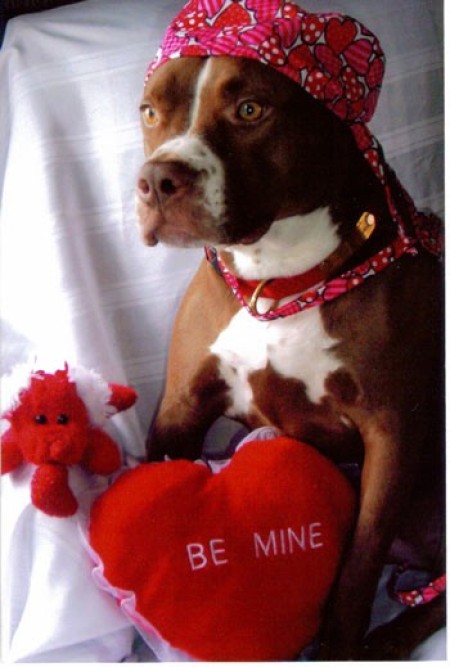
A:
[141,105,159,128]
[236,101,264,122]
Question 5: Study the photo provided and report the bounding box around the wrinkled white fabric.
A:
[1,466,136,662]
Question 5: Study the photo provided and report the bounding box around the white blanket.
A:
[0,0,445,661]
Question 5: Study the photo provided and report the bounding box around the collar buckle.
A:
[248,279,278,317]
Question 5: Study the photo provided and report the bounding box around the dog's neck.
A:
[222,208,339,280]
[219,154,396,283]
[220,206,389,283]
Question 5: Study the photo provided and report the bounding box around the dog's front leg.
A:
[146,263,236,461]
[319,409,424,659]
[147,355,229,461]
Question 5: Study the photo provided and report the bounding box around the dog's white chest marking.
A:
[210,306,342,418]
[210,208,343,418]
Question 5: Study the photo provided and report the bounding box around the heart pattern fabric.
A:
[147,0,385,126]
[89,437,355,661]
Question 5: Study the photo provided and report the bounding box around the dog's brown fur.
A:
[137,56,445,659]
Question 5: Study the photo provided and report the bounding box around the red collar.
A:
[205,213,419,320]
[206,250,326,304]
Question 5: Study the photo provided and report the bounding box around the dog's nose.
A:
[137,161,198,205]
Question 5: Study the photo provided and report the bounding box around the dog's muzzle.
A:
[136,135,227,247]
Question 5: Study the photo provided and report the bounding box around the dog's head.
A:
[135,0,402,257]
[136,55,380,250]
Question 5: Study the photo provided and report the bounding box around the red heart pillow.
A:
[89,437,355,661]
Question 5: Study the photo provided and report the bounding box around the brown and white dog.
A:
[136,55,444,659]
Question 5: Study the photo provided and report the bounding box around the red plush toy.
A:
[1,364,137,517]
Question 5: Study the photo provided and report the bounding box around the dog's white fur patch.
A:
[148,60,226,225]
[228,208,340,278]
[211,306,342,418]
[211,205,343,417]
[189,57,214,127]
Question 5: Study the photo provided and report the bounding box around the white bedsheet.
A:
[0,0,445,662]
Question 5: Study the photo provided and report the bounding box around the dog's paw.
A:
[316,638,360,661]
[361,625,413,661]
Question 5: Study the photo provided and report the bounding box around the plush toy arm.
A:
[107,384,137,413]
[82,428,122,476]
[1,428,24,474]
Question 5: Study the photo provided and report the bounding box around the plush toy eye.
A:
[57,414,70,425]
[236,100,264,122]
[141,105,159,127]
[35,414,48,425]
